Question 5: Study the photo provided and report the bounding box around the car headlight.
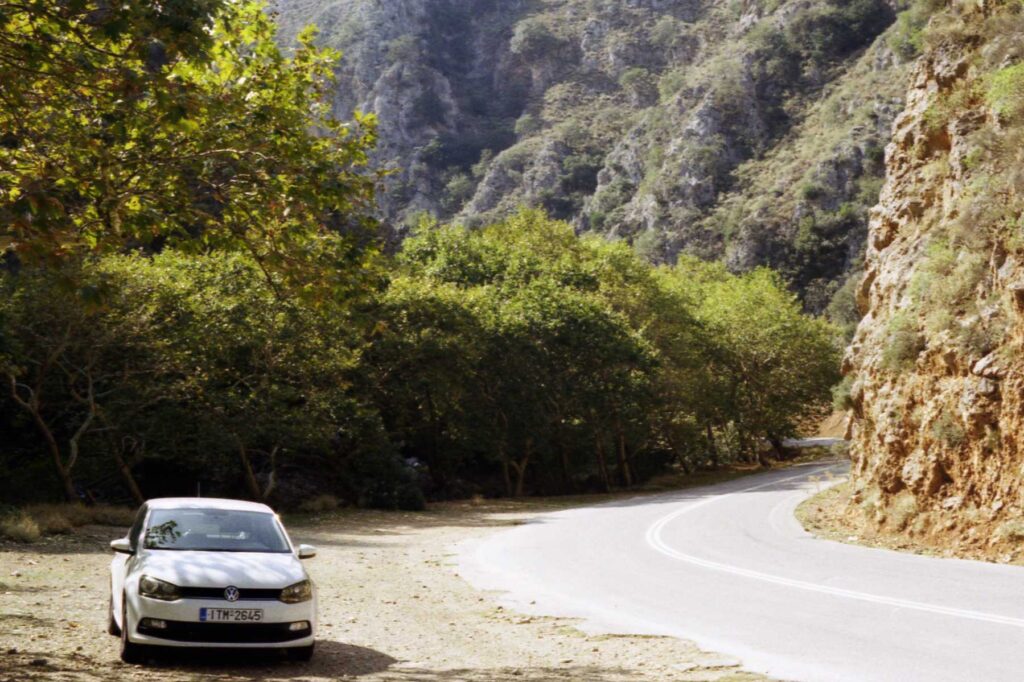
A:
[279,579,312,604]
[138,575,181,601]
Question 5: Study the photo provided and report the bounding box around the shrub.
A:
[930,408,966,448]
[510,17,562,59]
[298,494,340,514]
[88,505,137,527]
[25,503,135,529]
[0,512,41,543]
[994,519,1024,543]
[825,272,863,340]
[514,113,542,138]
[386,34,421,62]
[799,182,825,201]
[443,172,476,213]
[657,68,688,102]
[619,67,657,105]
[831,374,856,411]
[987,62,1024,121]
[881,313,924,372]
[33,510,72,535]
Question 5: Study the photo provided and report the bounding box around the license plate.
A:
[199,608,264,622]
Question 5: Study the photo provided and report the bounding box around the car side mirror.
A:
[110,538,133,554]
[297,544,317,559]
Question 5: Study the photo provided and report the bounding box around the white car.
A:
[109,498,317,663]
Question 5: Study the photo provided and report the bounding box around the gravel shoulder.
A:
[796,480,1024,567]
[1,492,769,682]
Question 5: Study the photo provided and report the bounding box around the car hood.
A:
[135,551,306,589]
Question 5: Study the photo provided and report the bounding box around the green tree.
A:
[672,258,841,462]
[1,1,381,295]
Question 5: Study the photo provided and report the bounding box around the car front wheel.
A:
[119,598,146,664]
[286,643,315,662]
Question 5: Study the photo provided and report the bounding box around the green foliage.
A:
[783,0,894,67]
[987,62,1024,121]
[619,67,657,105]
[0,1,381,295]
[881,313,924,372]
[443,173,476,213]
[671,258,842,451]
[832,374,856,412]
[510,17,562,59]
[825,272,864,341]
[931,408,966,448]
[515,113,543,137]
[887,0,944,59]
[387,34,421,62]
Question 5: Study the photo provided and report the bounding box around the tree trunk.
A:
[554,424,572,493]
[238,441,264,501]
[705,423,719,468]
[34,411,78,501]
[615,419,632,488]
[510,438,532,497]
[768,434,790,461]
[595,435,611,493]
[111,445,144,506]
[500,444,513,498]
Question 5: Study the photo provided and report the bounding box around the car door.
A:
[111,504,147,622]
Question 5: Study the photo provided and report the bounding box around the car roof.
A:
[144,498,275,514]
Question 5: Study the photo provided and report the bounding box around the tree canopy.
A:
[0,0,381,294]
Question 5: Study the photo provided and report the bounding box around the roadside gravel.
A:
[1,498,766,681]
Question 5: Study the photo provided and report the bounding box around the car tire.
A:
[107,595,121,636]
[286,643,315,662]
[119,598,146,664]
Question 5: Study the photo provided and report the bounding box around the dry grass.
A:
[993,519,1024,543]
[0,503,136,543]
[0,511,41,543]
[798,482,1024,565]
[297,494,340,514]
[24,503,136,528]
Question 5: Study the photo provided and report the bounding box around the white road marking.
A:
[644,465,1024,629]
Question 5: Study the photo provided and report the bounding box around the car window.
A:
[128,505,147,551]
[143,509,290,553]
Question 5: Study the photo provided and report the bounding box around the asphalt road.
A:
[459,461,1024,681]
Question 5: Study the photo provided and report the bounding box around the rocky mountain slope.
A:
[270,0,915,312]
[844,0,1024,554]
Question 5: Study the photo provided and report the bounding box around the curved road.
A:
[459,461,1024,681]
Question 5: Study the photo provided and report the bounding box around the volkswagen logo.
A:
[224,585,240,602]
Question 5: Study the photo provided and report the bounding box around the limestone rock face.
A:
[845,2,1024,546]
[271,0,909,308]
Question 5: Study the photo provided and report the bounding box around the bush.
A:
[618,67,657,105]
[881,314,924,372]
[931,409,966,448]
[24,503,136,529]
[297,494,340,514]
[510,17,562,59]
[994,519,1024,543]
[32,509,73,535]
[0,512,41,543]
[987,62,1024,121]
[514,113,542,138]
[831,374,856,411]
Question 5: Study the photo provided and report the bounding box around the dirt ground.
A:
[0,494,768,682]
[796,482,1024,567]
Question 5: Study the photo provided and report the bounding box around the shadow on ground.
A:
[0,648,673,682]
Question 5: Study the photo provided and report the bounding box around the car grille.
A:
[137,620,311,643]
[178,586,282,601]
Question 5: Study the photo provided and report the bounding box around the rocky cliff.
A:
[271,0,915,313]
[844,0,1024,555]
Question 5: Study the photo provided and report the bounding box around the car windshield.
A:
[143,509,291,553]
